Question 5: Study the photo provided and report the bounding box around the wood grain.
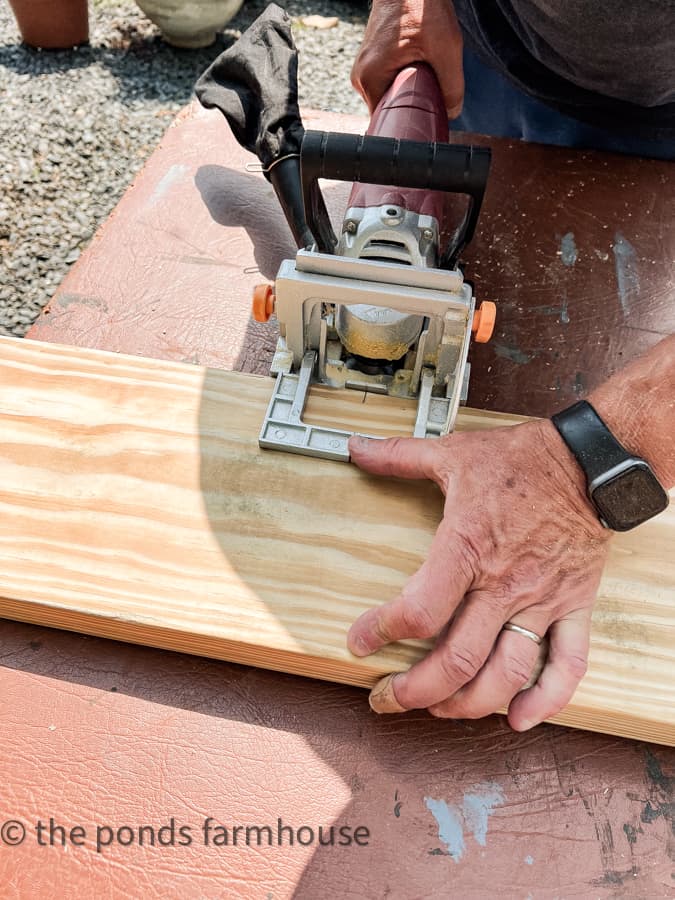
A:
[0,335,673,745]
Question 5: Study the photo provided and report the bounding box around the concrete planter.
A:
[135,0,244,48]
[8,0,88,49]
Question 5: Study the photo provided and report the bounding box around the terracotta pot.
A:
[134,0,244,48]
[8,0,89,49]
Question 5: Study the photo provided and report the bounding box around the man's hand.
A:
[347,419,612,730]
[351,0,464,116]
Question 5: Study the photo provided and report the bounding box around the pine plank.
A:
[0,335,673,745]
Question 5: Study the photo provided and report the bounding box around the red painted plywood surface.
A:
[5,103,674,897]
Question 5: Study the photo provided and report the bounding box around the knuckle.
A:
[501,651,535,689]
[432,695,467,718]
[382,437,410,472]
[446,701,479,720]
[438,645,482,686]
[506,562,545,601]
[478,582,511,611]
[372,616,394,646]
[435,692,488,720]
[563,653,588,681]
[455,531,483,582]
[398,599,438,640]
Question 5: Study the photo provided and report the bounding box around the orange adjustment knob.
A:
[252,284,276,322]
[472,300,497,343]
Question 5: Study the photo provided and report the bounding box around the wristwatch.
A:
[551,400,669,532]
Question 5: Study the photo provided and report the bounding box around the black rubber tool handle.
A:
[300,130,491,267]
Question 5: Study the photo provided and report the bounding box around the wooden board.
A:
[1,335,673,745]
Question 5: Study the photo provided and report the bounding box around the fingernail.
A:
[369,673,407,714]
[514,719,536,732]
[348,435,369,452]
[348,632,372,657]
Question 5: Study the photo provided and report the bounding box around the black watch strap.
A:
[551,400,631,482]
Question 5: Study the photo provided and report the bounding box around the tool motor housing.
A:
[256,65,493,459]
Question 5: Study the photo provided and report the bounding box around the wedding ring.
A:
[502,622,543,645]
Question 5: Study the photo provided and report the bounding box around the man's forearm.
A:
[587,335,675,487]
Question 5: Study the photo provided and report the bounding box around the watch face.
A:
[592,464,669,531]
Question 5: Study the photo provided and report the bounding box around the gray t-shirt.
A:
[454,0,675,139]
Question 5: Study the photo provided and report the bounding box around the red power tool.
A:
[254,64,495,460]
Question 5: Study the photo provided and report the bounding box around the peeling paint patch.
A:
[623,823,639,845]
[425,783,505,863]
[493,343,533,365]
[462,787,504,846]
[612,233,640,317]
[560,232,578,266]
[573,371,587,396]
[425,797,464,861]
[149,164,189,205]
[58,293,108,312]
[560,297,570,324]
[641,750,674,827]
[530,304,558,315]
[529,300,569,323]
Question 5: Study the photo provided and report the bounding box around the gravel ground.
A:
[0,0,367,336]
